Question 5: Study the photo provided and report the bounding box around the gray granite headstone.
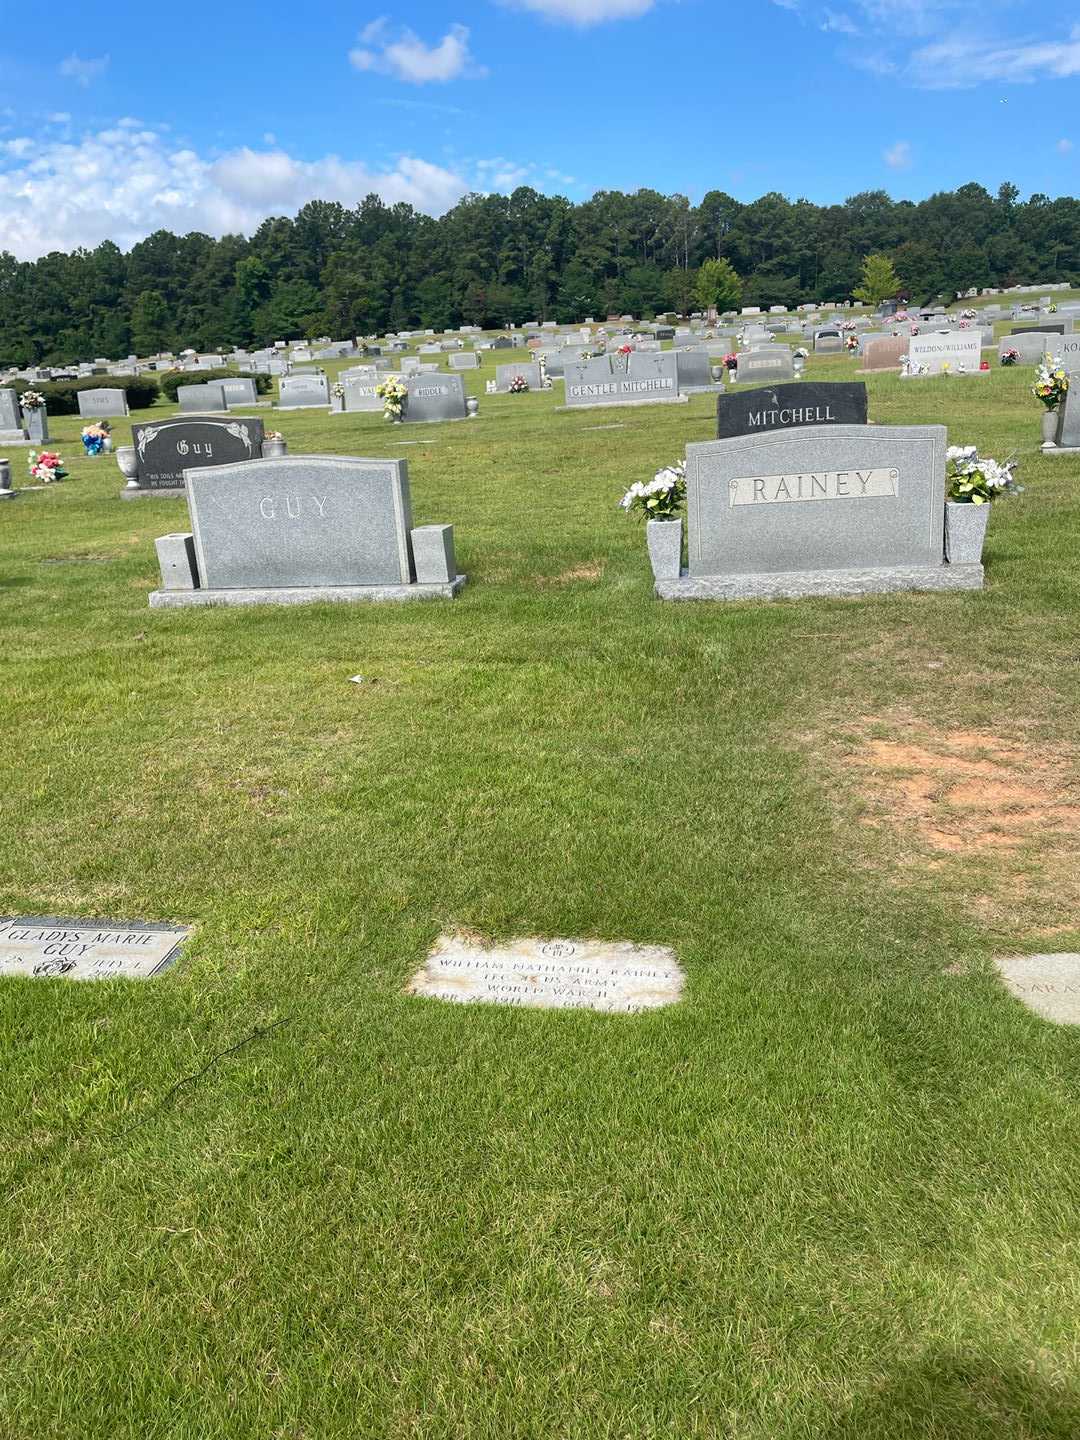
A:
[814,329,844,353]
[908,332,981,374]
[214,377,259,407]
[0,915,189,980]
[448,352,479,370]
[1054,382,1080,447]
[278,373,330,409]
[996,953,1080,1024]
[495,362,541,393]
[998,332,1054,366]
[675,348,719,391]
[1056,336,1080,373]
[178,384,228,413]
[404,373,467,423]
[1010,321,1070,336]
[343,378,383,413]
[77,387,129,418]
[685,424,945,579]
[185,455,414,587]
[0,388,22,436]
[564,352,680,408]
[735,348,794,384]
[131,416,265,491]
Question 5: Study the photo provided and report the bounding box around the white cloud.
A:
[1058,137,1074,154]
[46,112,71,124]
[884,139,912,168]
[349,21,485,83]
[822,8,860,33]
[58,53,110,86]
[0,128,472,260]
[907,26,1080,86]
[505,0,655,23]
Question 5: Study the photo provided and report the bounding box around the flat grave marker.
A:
[0,916,189,980]
[408,936,685,1014]
[996,953,1080,1025]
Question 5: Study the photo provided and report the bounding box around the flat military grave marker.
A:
[409,936,685,1014]
[0,916,190,980]
[996,953,1080,1025]
[717,381,866,440]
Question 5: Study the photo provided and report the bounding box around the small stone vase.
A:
[116,445,138,487]
[25,407,48,443]
[646,518,683,581]
[944,501,990,565]
[261,439,287,459]
[1042,408,1059,448]
[0,459,14,497]
[466,397,480,419]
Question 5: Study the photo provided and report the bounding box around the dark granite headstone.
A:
[1010,323,1067,336]
[131,416,265,491]
[717,382,868,440]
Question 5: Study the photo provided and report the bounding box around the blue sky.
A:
[0,0,1077,259]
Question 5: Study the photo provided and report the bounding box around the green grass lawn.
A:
[4,348,1080,1438]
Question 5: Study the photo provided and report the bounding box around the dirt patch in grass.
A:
[830,718,1080,934]
[534,561,605,587]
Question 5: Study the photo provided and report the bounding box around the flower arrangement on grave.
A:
[960,308,977,321]
[28,450,67,483]
[895,310,910,323]
[508,374,530,394]
[900,356,928,377]
[331,382,346,398]
[265,430,283,441]
[619,461,686,520]
[80,421,111,456]
[1049,303,1059,314]
[946,445,1021,504]
[841,320,858,332]
[941,361,952,375]
[793,347,808,360]
[845,334,860,352]
[376,374,408,421]
[19,389,45,411]
[1032,356,1069,410]
[980,360,991,371]
[723,352,738,371]
[1000,348,1019,367]
[910,324,920,336]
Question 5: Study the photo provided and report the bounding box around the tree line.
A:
[0,180,1075,365]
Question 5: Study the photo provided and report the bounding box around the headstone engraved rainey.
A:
[655,422,982,601]
[408,936,685,1014]
[0,916,189,980]
[128,416,265,494]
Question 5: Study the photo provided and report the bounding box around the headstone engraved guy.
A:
[149,454,464,607]
[125,416,265,496]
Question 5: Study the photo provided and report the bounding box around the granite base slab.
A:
[556,395,689,412]
[655,563,983,601]
[149,575,467,608]
[1041,446,1080,456]
[120,487,185,499]
[898,371,991,380]
[0,437,34,447]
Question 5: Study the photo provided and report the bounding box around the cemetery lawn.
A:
[5,355,1080,1439]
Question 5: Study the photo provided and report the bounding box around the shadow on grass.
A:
[817,1350,1080,1439]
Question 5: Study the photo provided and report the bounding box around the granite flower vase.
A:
[1042,409,1059,447]
[25,408,47,444]
[646,518,682,581]
[944,501,990,565]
